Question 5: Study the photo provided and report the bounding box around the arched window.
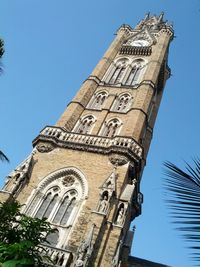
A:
[107,59,128,85]
[52,190,77,225]
[35,186,59,219]
[125,59,146,86]
[25,168,88,250]
[102,119,121,138]
[109,66,126,84]
[89,91,107,109]
[113,94,132,112]
[75,115,95,134]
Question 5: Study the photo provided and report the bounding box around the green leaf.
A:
[2,258,34,267]
[164,159,200,265]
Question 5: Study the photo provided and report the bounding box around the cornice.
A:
[33,126,143,163]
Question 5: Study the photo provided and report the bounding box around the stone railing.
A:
[40,245,72,267]
[33,126,143,161]
[120,45,152,56]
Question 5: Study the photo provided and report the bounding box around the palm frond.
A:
[0,38,4,58]
[0,150,9,162]
[164,160,200,265]
[0,38,4,73]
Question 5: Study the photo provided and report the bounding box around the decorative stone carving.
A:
[98,194,109,213]
[125,29,155,47]
[62,176,75,187]
[109,154,129,166]
[74,224,95,267]
[36,142,54,153]
[110,240,123,267]
[135,12,172,32]
[131,178,137,185]
[33,126,143,162]
[114,202,128,227]
[116,207,124,225]
[96,170,118,215]
[3,154,34,195]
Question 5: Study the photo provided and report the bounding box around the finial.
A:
[144,12,150,21]
[158,11,164,22]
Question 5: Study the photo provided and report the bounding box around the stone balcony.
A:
[33,126,143,162]
[40,245,72,267]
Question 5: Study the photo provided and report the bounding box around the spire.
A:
[158,11,164,23]
[144,12,150,21]
[100,169,117,196]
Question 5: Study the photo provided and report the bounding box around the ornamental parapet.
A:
[33,126,143,162]
[40,245,72,267]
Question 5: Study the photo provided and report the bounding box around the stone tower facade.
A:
[0,13,174,267]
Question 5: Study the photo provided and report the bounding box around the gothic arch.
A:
[124,58,147,86]
[100,118,122,138]
[87,90,108,109]
[103,57,130,85]
[24,167,88,221]
[112,93,132,112]
[37,167,88,198]
[73,114,96,134]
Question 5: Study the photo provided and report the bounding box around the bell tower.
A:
[0,13,174,267]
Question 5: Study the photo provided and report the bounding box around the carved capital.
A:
[109,154,129,166]
[36,142,55,153]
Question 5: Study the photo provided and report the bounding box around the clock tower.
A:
[0,13,174,267]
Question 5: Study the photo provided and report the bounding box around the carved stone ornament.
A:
[109,154,129,166]
[3,154,34,196]
[114,202,128,227]
[36,142,54,153]
[74,224,95,267]
[98,196,108,213]
[62,176,75,187]
[111,240,123,267]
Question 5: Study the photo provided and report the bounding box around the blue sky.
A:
[0,1,200,266]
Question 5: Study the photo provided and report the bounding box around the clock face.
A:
[130,39,149,47]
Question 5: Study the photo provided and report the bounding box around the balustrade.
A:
[40,126,143,158]
[41,245,71,267]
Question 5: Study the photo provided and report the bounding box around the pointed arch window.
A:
[113,94,132,112]
[125,59,146,86]
[33,179,81,228]
[109,66,126,84]
[102,118,121,138]
[25,168,88,251]
[75,115,95,134]
[89,91,107,109]
[35,186,59,219]
[106,58,129,85]
[125,66,140,85]
[52,190,77,225]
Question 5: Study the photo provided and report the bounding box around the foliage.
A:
[0,200,54,267]
[0,39,4,58]
[0,39,7,161]
[0,151,9,163]
[0,38,4,74]
[164,160,200,265]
